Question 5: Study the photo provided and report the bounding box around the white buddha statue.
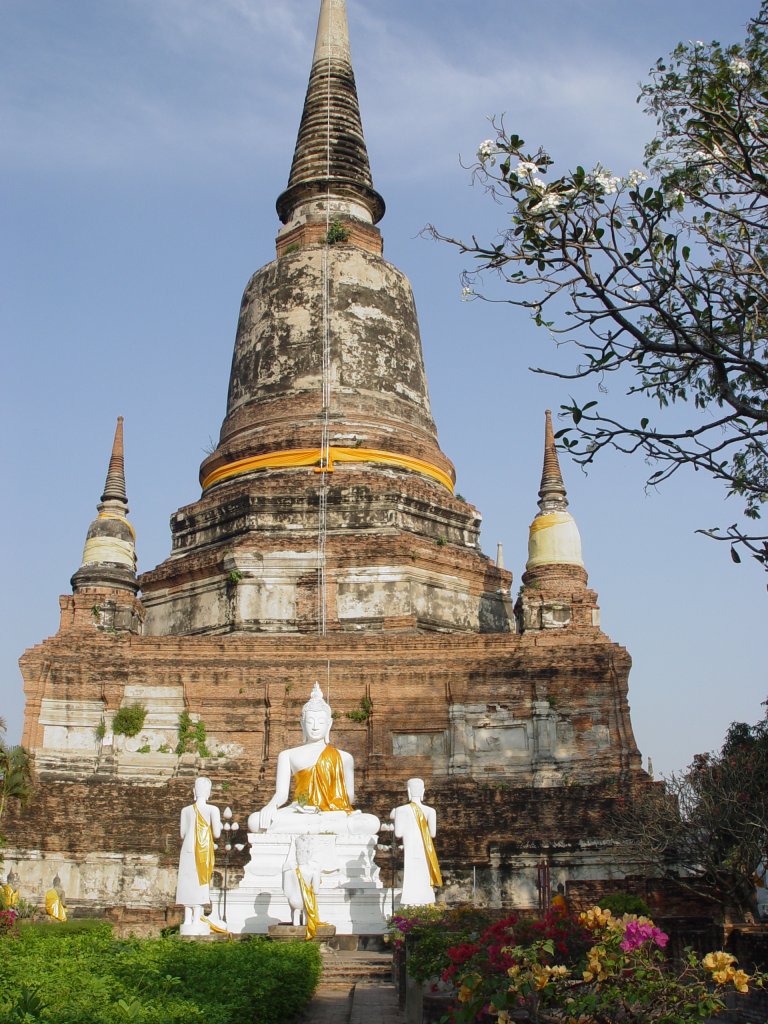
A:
[249,683,380,836]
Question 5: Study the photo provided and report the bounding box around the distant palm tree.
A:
[0,718,31,823]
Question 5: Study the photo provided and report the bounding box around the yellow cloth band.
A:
[410,802,443,888]
[45,889,67,922]
[194,806,215,886]
[529,512,574,536]
[296,867,321,941]
[202,446,454,493]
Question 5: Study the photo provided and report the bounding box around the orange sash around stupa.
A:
[194,806,215,885]
[292,744,353,812]
[410,802,443,887]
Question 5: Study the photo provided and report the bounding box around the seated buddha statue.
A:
[249,683,380,836]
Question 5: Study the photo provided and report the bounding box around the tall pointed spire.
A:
[526,410,584,572]
[537,410,568,514]
[71,417,138,594]
[101,416,128,505]
[276,0,385,228]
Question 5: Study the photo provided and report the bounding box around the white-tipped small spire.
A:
[526,410,584,571]
[496,543,505,570]
[313,0,352,65]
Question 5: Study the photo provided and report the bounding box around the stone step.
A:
[320,952,393,986]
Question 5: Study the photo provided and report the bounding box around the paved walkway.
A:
[298,981,404,1023]
[297,949,405,1023]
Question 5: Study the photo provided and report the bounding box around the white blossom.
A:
[591,167,622,195]
[729,57,751,76]
[631,285,643,294]
[514,160,540,177]
[477,139,497,165]
[532,193,562,214]
[625,169,648,188]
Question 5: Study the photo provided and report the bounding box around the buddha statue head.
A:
[301,683,333,744]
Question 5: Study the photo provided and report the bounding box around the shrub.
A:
[111,705,147,738]
[0,924,321,1023]
[445,905,767,1024]
[325,219,350,245]
[598,891,652,917]
[389,904,499,983]
[345,697,373,724]
[176,712,210,758]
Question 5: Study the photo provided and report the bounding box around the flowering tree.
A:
[613,700,768,921]
[448,906,765,1024]
[431,3,768,572]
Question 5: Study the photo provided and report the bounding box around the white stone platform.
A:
[211,831,391,935]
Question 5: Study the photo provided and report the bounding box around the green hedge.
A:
[0,924,321,1023]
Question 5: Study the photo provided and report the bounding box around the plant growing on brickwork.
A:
[94,718,106,741]
[326,218,350,245]
[111,704,147,738]
[226,569,244,585]
[613,699,768,920]
[431,5,768,573]
[345,696,373,724]
[176,711,211,758]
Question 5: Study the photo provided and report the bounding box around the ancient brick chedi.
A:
[8,0,649,914]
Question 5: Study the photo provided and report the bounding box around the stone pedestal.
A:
[268,923,336,943]
[211,831,390,935]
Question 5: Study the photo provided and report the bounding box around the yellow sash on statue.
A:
[296,867,320,941]
[1,884,19,908]
[194,806,215,886]
[292,745,353,813]
[410,802,442,887]
[45,889,67,922]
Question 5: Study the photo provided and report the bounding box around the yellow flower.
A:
[732,970,750,993]
[703,951,737,973]
[579,906,613,931]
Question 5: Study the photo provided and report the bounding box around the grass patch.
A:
[0,924,321,1023]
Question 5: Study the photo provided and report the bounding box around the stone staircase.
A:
[319,949,394,988]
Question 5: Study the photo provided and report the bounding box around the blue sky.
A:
[1,0,764,775]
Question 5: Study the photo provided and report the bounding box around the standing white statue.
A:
[391,778,442,907]
[176,776,222,935]
[249,683,379,836]
[282,835,325,939]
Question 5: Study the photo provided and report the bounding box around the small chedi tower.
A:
[8,0,650,921]
[517,410,600,633]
